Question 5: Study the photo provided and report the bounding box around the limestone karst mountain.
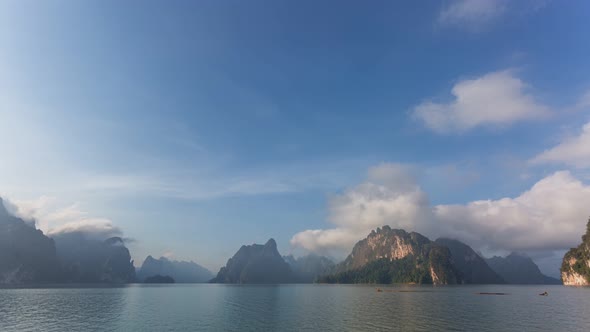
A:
[210,238,295,284]
[318,226,461,285]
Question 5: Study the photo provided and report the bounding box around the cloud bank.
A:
[531,121,590,168]
[1,195,121,239]
[438,0,507,28]
[412,70,550,133]
[291,164,590,255]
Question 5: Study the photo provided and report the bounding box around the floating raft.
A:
[376,288,433,293]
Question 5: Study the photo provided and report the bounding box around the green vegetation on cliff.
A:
[561,219,590,284]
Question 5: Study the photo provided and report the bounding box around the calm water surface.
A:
[0,284,588,331]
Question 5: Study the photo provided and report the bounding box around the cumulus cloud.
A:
[412,70,550,134]
[291,163,434,252]
[531,122,590,168]
[435,171,590,251]
[291,164,590,256]
[438,0,507,28]
[1,195,122,239]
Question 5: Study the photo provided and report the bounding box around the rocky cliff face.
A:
[320,226,461,285]
[341,226,432,270]
[486,253,561,285]
[137,256,213,283]
[0,198,61,284]
[211,239,295,284]
[435,238,505,284]
[561,219,590,286]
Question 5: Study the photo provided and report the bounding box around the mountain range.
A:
[0,196,564,285]
[317,226,558,285]
[137,256,213,283]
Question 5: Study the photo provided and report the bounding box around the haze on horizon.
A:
[1,0,590,278]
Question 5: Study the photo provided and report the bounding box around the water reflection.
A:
[1,284,589,331]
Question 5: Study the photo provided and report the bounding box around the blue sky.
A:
[1,0,590,277]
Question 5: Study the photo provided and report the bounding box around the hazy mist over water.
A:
[1,284,589,331]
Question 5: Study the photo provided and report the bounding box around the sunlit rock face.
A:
[0,198,61,284]
[562,220,590,286]
[342,226,430,270]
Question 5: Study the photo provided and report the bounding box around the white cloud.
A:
[291,164,590,255]
[412,70,550,133]
[291,163,435,252]
[435,171,590,251]
[161,251,175,259]
[47,218,121,239]
[438,0,507,28]
[531,122,590,168]
[1,195,121,239]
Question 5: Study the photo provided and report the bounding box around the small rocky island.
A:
[561,219,590,286]
[144,275,175,283]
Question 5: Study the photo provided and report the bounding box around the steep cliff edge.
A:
[561,219,590,286]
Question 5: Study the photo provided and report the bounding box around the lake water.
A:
[0,284,588,331]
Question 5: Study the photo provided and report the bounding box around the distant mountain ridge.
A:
[137,256,213,283]
[284,254,335,283]
[435,238,505,284]
[486,253,561,285]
